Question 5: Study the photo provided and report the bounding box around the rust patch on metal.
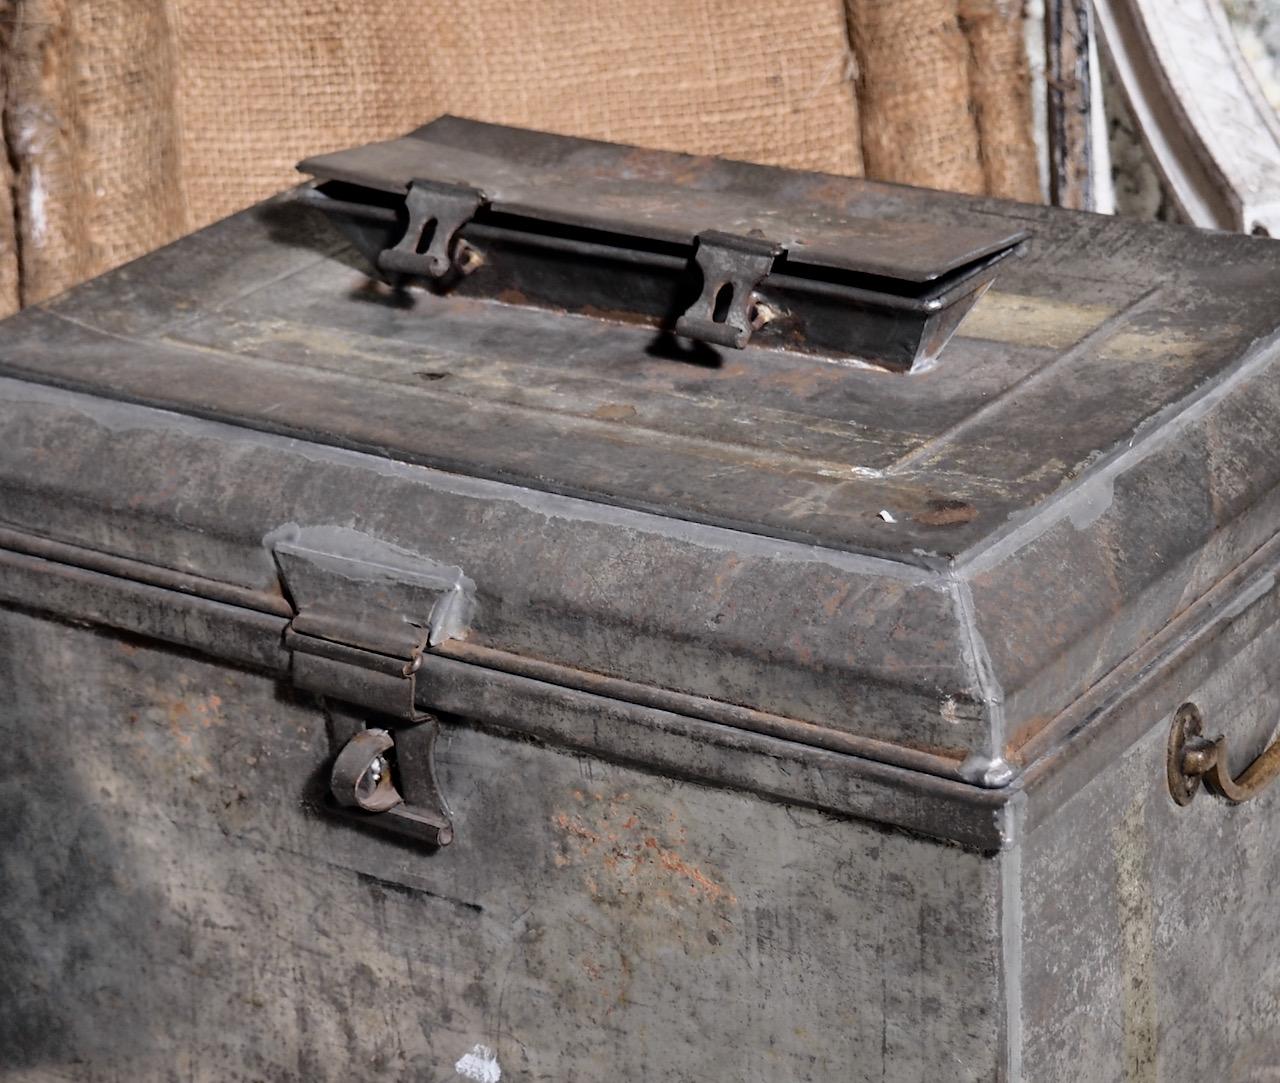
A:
[820,580,855,619]
[590,403,638,421]
[551,790,737,911]
[610,147,717,187]
[574,304,657,328]
[915,499,978,527]
[160,686,225,748]
[758,363,844,398]
[801,175,863,208]
[1004,713,1056,760]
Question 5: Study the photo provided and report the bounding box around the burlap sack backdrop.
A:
[0,0,1038,317]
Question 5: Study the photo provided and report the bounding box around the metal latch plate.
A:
[674,231,782,349]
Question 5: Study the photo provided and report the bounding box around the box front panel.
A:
[0,607,1005,1082]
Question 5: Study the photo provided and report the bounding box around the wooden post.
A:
[1045,0,1095,209]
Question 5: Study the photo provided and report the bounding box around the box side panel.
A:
[0,607,1006,1083]
[968,327,1280,758]
[1020,613,1280,1080]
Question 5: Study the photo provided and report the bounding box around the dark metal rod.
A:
[434,639,982,787]
[0,525,293,617]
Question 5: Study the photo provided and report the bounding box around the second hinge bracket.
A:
[379,178,488,279]
[675,230,782,349]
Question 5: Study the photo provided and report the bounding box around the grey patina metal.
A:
[2,118,1279,1080]
[297,117,1026,370]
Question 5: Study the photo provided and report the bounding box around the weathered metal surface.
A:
[2,264,1279,778]
[0,539,1012,850]
[1,118,1280,1080]
[297,119,1025,371]
[6,523,1280,1076]
[1016,523,1280,830]
[0,380,1001,780]
[297,118,1020,279]
[0,607,1009,1082]
[5,529,1278,1078]
[1,116,1279,775]
[5,128,1277,565]
[1020,619,1280,1078]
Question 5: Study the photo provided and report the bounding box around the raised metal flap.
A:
[267,524,474,722]
[300,133,1025,282]
[268,523,474,654]
[297,116,1027,372]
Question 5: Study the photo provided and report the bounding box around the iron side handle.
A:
[1168,702,1280,806]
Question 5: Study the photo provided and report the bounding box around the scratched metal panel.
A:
[966,320,1280,758]
[0,608,1006,1082]
[3,125,1279,567]
[1019,606,1280,1078]
[1,120,1279,786]
[0,381,993,769]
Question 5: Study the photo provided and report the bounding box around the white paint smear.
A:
[27,164,47,249]
[455,1044,502,1083]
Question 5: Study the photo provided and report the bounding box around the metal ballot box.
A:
[2,117,1280,1081]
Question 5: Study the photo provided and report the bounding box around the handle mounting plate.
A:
[1168,701,1280,806]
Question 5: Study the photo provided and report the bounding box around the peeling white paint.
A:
[12,110,52,250]
[14,111,48,156]
[26,164,47,249]
[1064,472,1115,532]
[454,1043,501,1082]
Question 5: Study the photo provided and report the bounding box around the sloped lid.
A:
[300,117,1026,282]
[1,116,1279,790]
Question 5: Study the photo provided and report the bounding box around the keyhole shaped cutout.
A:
[711,282,735,323]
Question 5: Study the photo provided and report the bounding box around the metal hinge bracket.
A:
[378,178,488,280]
[283,625,428,722]
[675,230,782,349]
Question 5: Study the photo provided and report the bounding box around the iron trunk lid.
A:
[1,116,1278,796]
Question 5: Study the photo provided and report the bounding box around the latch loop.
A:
[379,178,487,279]
[675,230,782,349]
[326,708,455,847]
[331,727,403,812]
